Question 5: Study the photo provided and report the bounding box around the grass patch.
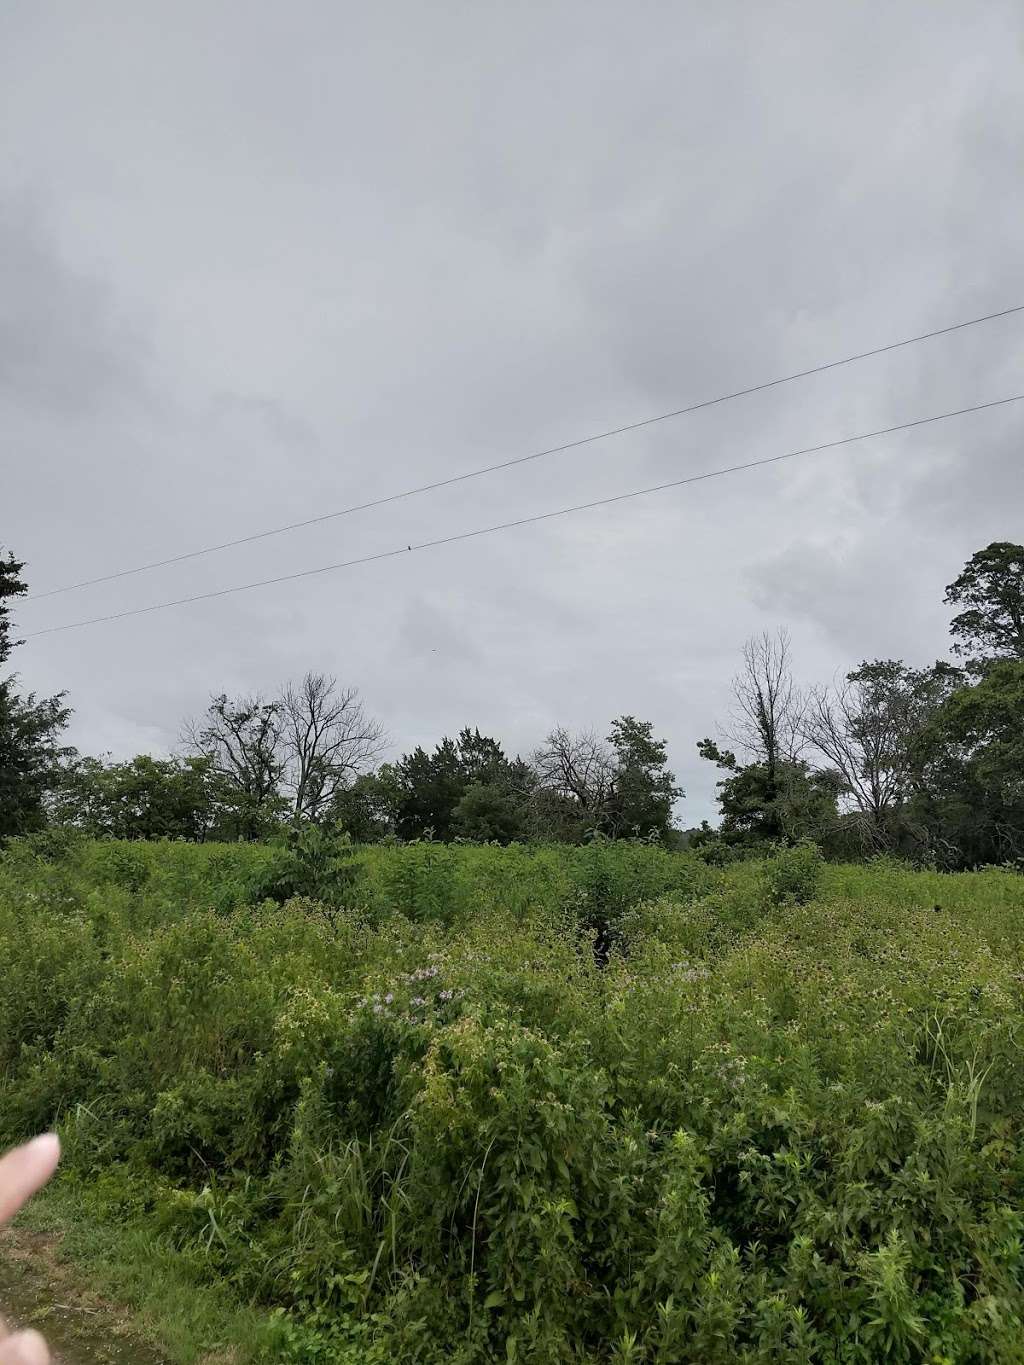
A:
[5,1175,283,1364]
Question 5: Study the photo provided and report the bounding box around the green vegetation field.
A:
[2,837,1024,1363]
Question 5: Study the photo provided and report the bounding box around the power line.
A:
[28,301,1024,600]
[23,392,1023,640]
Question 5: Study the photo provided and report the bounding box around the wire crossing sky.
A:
[26,301,1024,601]
[23,392,1023,639]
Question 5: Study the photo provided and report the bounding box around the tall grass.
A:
[1,837,1022,1361]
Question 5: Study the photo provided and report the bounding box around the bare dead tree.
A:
[532,726,615,821]
[183,693,284,837]
[802,660,942,848]
[279,672,386,822]
[724,628,806,777]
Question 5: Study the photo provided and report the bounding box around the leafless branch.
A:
[184,692,283,804]
[532,725,615,816]
[279,672,387,821]
[723,628,806,771]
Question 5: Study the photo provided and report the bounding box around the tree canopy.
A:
[6,537,1024,867]
[0,550,73,839]
[945,541,1024,672]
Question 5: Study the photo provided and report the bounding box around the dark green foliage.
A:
[0,681,73,838]
[699,740,841,849]
[388,738,466,840]
[326,770,400,842]
[387,729,534,842]
[944,540,1024,672]
[454,726,507,783]
[531,717,681,844]
[687,820,760,865]
[605,715,682,841]
[911,659,1024,867]
[0,548,29,665]
[51,753,220,841]
[453,780,529,843]
[138,701,679,853]
[807,659,962,857]
[0,549,74,839]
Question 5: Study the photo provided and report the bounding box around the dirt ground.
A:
[0,1223,168,1365]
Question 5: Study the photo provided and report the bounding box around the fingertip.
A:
[0,1135,61,1225]
[1,1328,50,1365]
[25,1135,60,1167]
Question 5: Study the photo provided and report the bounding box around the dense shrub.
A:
[1,838,1023,1361]
[757,840,824,908]
[251,823,363,909]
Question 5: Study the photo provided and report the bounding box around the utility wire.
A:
[28,301,1024,600]
[22,392,1023,639]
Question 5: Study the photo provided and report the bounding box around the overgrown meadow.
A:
[1,835,1023,1363]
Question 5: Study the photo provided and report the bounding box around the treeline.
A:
[1,540,1022,867]
[53,703,681,848]
[693,540,1023,868]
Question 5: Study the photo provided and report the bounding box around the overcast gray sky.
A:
[3,0,1022,823]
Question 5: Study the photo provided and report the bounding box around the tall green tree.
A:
[804,659,960,853]
[911,659,1024,867]
[0,550,29,665]
[896,545,1024,864]
[0,686,73,837]
[945,541,1024,673]
[0,549,73,838]
[388,729,521,841]
[327,769,402,842]
[389,738,465,840]
[454,728,508,784]
[51,753,219,841]
[605,715,681,841]
[453,756,538,844]
[184,692,286,840]
[533,718,679,843]
[453,781,527,844]
[698,739,840,847]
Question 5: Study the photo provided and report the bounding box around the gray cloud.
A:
[0,204,149,416]
[3,0,1022,824]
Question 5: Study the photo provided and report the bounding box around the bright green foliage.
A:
[757,840,824,908]
[2,840,1024,1361]
[253,822,362,910]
